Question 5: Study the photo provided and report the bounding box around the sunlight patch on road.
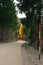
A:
[15,40,28,44]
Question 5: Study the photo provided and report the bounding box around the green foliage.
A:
[17,0,42,46]
[17,0,42,12]
[0,0,18,30]
[0,0,19,41]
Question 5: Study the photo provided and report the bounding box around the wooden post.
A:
[38,1,41,60]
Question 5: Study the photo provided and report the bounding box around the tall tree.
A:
[0,0,18,41]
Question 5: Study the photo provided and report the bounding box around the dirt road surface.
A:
[0,40,43,65]
[0,40,23,65]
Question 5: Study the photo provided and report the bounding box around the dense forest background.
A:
[16,0,43,52]
[0,0,19,42]
[0,0,43,53]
